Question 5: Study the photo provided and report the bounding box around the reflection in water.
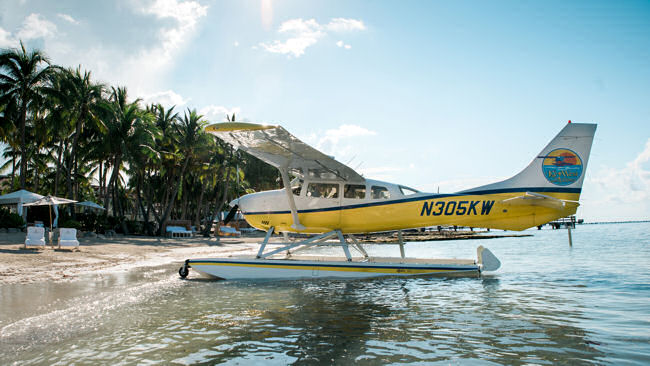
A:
[0,271,610,365]
[2,223,650,364]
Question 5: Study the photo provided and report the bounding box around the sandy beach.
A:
[0,232,268,285]
[0,229,531,285]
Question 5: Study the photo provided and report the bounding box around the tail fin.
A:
[462,122,597,195]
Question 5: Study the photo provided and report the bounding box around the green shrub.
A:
[59,219,82,230]
[0,208,25,228]
[125,220,142,234]
[76,212,99,232]
[5,213,25,228]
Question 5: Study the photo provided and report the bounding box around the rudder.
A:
[462,122,597,194]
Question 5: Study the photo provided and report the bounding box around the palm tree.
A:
[0,41,54,189]
[41,69,75,196]
[157,108,206,234]
[57,66,105,200]
[0,98,19,187]
[102,87,154,226]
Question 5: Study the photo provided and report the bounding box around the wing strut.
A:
[280,168,305,231]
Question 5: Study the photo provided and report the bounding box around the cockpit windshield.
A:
[398,185,419,196]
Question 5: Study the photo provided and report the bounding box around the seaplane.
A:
[179,121,596,280]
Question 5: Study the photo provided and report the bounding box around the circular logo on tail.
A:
[541,148,583,186]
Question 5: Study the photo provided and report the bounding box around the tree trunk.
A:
[102,161,110,211]
[180,177,188,220]
[102,161,109,206]
[66,152,74,200]
[19,101,27,189]
[194,182,206,229]
[203,165,232,237]
[11,150,16,189]
[70,109,86,200]
[157,155,191,235]
[54,140,64,196]
[135,172,152,235]
[108,156,120,217]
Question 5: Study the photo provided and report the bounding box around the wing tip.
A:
[205,122,276,133]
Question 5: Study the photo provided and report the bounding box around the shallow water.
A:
[1,223,649,365]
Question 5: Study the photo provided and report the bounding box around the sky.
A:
[1,0,649,221]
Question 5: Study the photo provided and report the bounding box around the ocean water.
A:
[1,223,649,365]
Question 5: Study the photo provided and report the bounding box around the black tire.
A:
[179,265,189,279]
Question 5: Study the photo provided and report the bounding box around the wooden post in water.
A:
[568,226,573,246]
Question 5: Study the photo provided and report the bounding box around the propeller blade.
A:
[223,204,239,225]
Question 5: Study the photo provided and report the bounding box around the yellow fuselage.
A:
[240,189,580,234]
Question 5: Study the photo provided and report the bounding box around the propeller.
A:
[223,204,239,225]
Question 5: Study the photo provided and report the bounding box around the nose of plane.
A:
[230,194,252,213]
[229,197,240,208]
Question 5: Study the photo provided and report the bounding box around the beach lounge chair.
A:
[166,226,192,238]
[58,228,79,249]
[218,226,241,237]
[24,226,46,248]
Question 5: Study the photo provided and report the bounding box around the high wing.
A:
[205,122,364,182]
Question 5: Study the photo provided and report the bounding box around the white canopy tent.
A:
[0,190,44,219]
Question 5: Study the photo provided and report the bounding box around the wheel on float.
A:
[179,265,189,279]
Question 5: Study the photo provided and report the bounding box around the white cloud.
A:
[325,18,366,32]
[358,165,403,181]
[305,124,377,165]
[0,27,16,47]
[582,139,650,220]
[198,105,241,123]
[259,17,365,58]
[57,13,79,24]
[315,124,376,148]
[79,0,207,96]
[137,0,208,68]
[260,18,324,58]
[233,41,239,47]
[336,40,351,49]
[16,13,57,40]
[141,89,189,107]
[1,2,209,97]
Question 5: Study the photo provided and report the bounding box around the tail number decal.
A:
[420,200,495,216]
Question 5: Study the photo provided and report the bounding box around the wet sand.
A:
[0,232,266,285]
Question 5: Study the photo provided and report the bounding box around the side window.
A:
[292,185,302,196]
[307,183,339,199]
[291,178,304,196]
[371,186,390,199]
[344,184,366,199]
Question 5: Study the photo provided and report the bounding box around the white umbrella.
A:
[23,195,77,231]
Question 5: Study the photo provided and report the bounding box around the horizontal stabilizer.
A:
[501,192,579,210]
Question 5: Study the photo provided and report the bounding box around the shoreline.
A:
[0,233,264,285]
[0,230,526,285]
